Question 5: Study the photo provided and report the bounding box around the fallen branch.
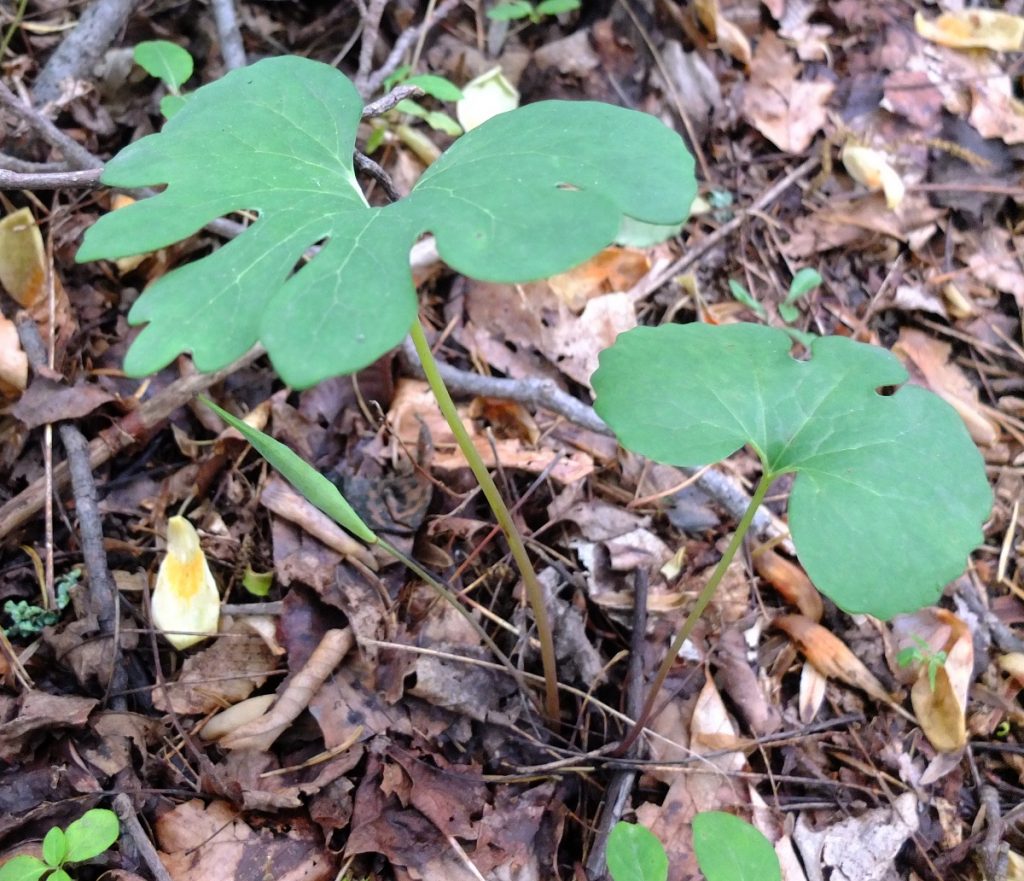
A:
[0,167,102,189]
[210,0,247,71]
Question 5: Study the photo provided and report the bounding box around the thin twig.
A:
[362,83,424,118]
[209,0,247,71]
[0,153,71,173]
[0,78,100,169]
[0,166,102,189]
[355,0,388,96]
[362,0,461,97]
[353,151,401,201]
[584,569,649,879]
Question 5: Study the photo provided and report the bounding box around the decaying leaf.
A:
[753,547,823,621]
[151,516,221,650]
[0,313,27,397]
[774,615,893,705]
[915,10,1024,52]
[695,0,752,65]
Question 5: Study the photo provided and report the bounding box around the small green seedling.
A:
[897,635,949,692]
[487,0,580,23]
[0,809,120,881]
[3,568,77,638]
[728,266,822,326]
[133,40,193,118]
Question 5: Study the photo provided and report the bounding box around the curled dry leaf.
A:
[0,313,27,397]
[753,547,823,621]
[0,207,45,308]
[915,10,1024,52]
[841,145,905,210]
[151,516,220,650]
[773,614,893,706]
[199,694,277,741]
[694,0,752,65]
[221,627,353,751]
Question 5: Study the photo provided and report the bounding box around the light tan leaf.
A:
[915,10,1024,52]
[740,32,834,154]
[798,661,828,724]
[774,614,892,705]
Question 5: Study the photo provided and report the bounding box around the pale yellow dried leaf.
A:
[200,694,276,741]
[915,10,1024,52]
[0,313,27,394]
[798,661,828,723]
[841,144,905,209]
[0,207,45,308]
[151,516,220,650]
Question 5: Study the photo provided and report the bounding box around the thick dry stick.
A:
[0,347,263,540]
[209,0,247,71]
[113,794,174,881]
[15,313,126,704]
[0,167,102,189]
[32,0,138,106]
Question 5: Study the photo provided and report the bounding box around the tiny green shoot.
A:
[3,568,77,638]
[487,0,580,23]
[897,635,949,692]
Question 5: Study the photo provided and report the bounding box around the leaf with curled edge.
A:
[77,55,695,388]
[591,322,992,619]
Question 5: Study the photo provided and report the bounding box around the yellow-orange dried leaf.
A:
[547,247,650,311]
[753,548,823,621]
[152,516,220,650]
[0,207,45,307]
[694,0,752,65]
[915,9,1024,52]
[774,614,892,704]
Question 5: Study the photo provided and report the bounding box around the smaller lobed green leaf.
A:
[606,822,668,881]
[133,40,193,91]
[778,302,800,324]
[41,829,65,868]
[692,812,781,881]
[404,74,463,102]
[423,111,463,136]
[536,0,581,14]
[62,809,119,863]
[159,93,188,119]
[202,399,378,544]
[487,1,534,20]
[47,872,71,881]
[0,855,49,881]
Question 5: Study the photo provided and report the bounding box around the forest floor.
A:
[0,1,1023,880]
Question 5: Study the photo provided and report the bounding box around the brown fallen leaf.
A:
[893,327,1000,446]
[221,627,353,751]
[740,32,834,154]
[694,0,751,65]
[156,799,335,881]
[773,614,894,706]
[753,547,823,621]
[546,246,650,311]
[11,376,114,428]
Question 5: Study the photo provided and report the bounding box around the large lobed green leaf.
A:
[77,56,695,388]
[592,323,992,619]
